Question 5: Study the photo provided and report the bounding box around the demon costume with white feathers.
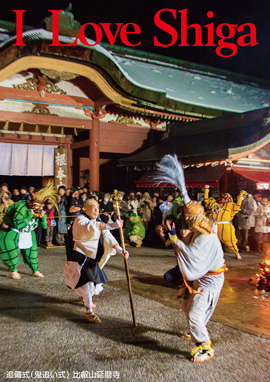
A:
[154,154,226,363]
[64,198,128,324]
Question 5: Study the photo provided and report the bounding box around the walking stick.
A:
[112,190,137,327]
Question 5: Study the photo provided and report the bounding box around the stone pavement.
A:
[0,245,270,382]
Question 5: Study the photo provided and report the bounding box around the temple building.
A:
[119,107,270,197]
[0,8,270,191]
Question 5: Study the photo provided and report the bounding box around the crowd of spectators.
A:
[0,181,270,253]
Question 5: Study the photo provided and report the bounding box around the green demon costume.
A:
[0,201,47,273]
[0,180,58,279]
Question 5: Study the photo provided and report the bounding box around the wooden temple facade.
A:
[119,107,270,196]
[0,9,270,192]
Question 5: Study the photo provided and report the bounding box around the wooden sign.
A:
[54,148,68,189]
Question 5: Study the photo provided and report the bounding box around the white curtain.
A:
[0,142,12,175]
[28,145,43,176]
[0,143,58,176]
[43,146,56,176]
[11,144,28,176]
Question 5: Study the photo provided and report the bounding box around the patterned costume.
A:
[204,188,247,260]
[0,180,58,279]
[0,201,47,272]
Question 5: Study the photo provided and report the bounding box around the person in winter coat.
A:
[236,193,257,251]
[139,192,154,232]
[19,186,31,202]
[126,192,139,215]
[253,197,270,251]
[159,194,174,222]
[170,196,183,222]
[99,193,114,223]
[45,200,57,247]
[56,186,68,246]
[124,211,145,247]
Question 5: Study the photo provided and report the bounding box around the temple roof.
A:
[1,25,270,119]
[118,107,270,167]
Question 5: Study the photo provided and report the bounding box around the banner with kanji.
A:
[54,148,68,189]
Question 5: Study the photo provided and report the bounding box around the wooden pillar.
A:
[89,116,100,191]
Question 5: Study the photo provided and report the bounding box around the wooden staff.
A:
[112,190,137,327]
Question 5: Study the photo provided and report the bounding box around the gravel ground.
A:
[0,246,270,382]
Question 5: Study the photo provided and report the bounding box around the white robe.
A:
[64,214,118,289]
[173,231,225,343]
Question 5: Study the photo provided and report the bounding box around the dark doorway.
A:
[0,176,43,191]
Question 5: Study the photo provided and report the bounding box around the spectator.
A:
[19,186,31,202]
[100,193,114,223]
[0,191,14,224]
[237,193,257,251]
[56,186,68,246]
[139,192,154,232]
[152,197,164,226]
[136,192,142,202]
[127,192,139,215]
[1,182,9,193]
[29,186,35,194]
[81,192,88,203]
[254,193,262,204]
[65,188,72,208]
[170,196,183,222]
[11,189,20,202]
[159,194,174,222]
[45,200,56,247]
[253,197,270,251]
[124,211,145,247]
[68,189,83,225]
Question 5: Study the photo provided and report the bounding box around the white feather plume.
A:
[154,154,191,204]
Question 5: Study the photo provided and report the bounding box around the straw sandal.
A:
[11,271,21,280]
[33,271,44,278]
[83,312,102,324]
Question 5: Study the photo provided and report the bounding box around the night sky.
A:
[2,0,270,81]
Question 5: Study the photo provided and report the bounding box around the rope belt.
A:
[216,221,230,224]
[206,264,228,275]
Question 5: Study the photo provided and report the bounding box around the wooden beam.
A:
[0,110,89,129]
[71,140,89,150]
[0,86,95,109]
[0,132,72,145]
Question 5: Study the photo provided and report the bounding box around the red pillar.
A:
[89,116,100,192]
